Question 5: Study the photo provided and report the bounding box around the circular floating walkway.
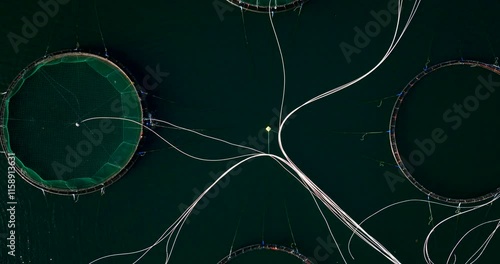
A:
[0,50,145,196]
[226,0,308,13]
[217,243,313,263]
[389,59,500,204]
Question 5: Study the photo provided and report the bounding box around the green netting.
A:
[2,52,143,193]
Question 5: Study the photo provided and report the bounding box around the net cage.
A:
[226,0,308,13]
[217,244,313,263]
[389,59,500,204]
[0,51,144,195]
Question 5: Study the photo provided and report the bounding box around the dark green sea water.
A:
[1,0,500,263]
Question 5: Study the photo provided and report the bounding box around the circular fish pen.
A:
[217,243,313,263]
[226,0,308,13]
[389,59,500,204]
[0,50,144,196]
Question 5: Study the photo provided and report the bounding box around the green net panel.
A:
[0,51,144,195]
[226,0,308,13]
